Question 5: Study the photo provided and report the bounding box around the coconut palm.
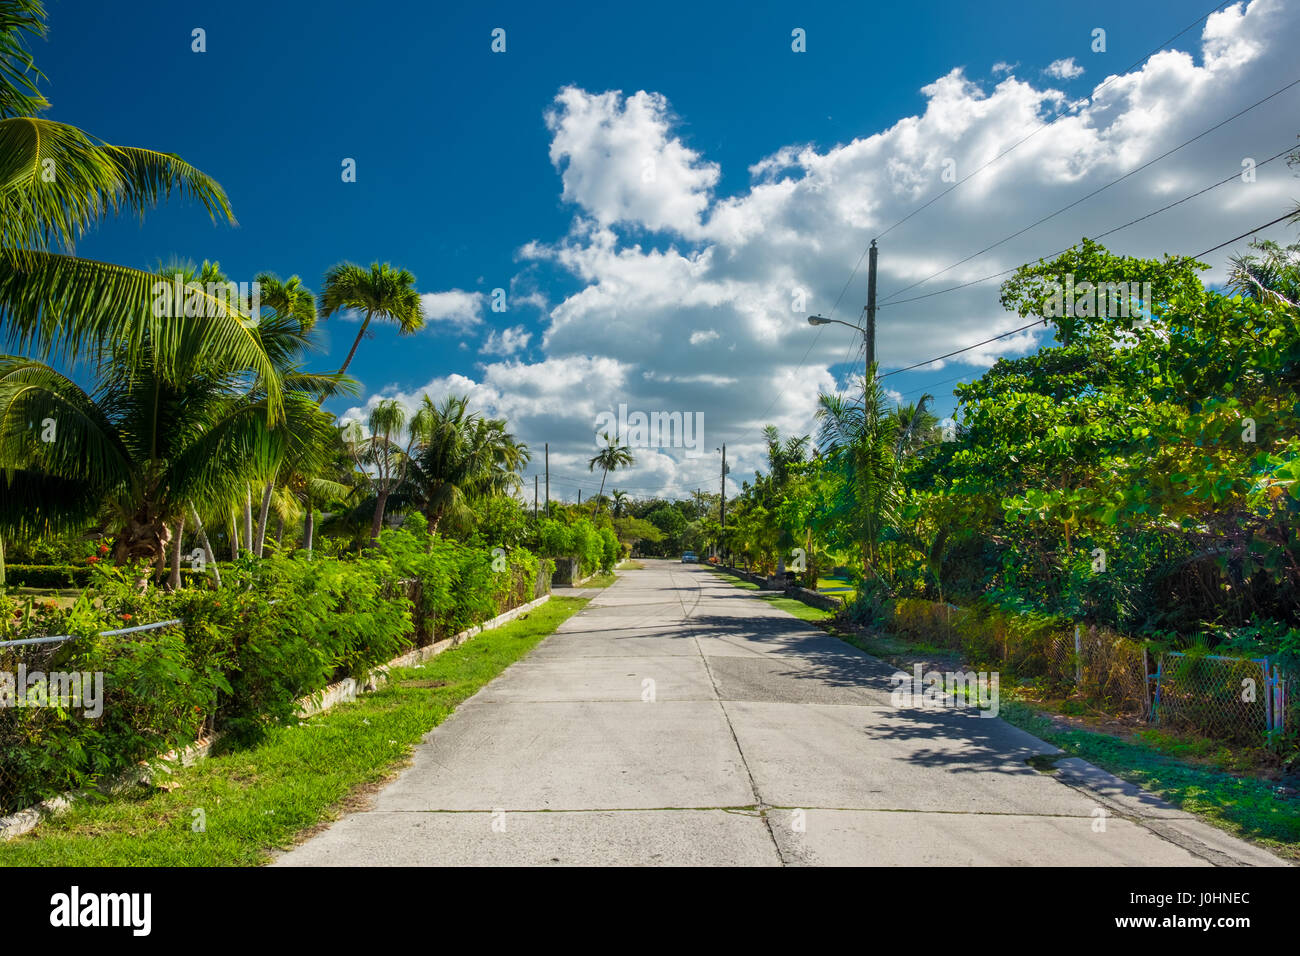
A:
[0,3,279,408]
[0,346,319,582]
[342,400,421,545]
[317,262,424,376]
[610,489,630,517]
[400,395,529,536]
[249,272,319,556]
[588,433,634,509]
[815,366,901,580]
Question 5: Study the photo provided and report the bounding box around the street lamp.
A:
[808,314,872,387]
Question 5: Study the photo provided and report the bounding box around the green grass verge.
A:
[711,570,834,621]
[0,596,588,867]
[998,701,1300,861]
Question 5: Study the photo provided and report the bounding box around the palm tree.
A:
[815,367,901,581]
[588,433,634,508]
[0,341,318,583]
[401,395,529,536]
[889,394,937,457]
[0,3,279,408]
[342,400,420,546]
[317,262,424,376]
[1227,238,1300,309]
[249,272,319,556]
[610,489,630,517]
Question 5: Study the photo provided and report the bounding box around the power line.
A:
[875,143,1298,310]
[753,2,1243,430]
[1190,210,1298,258]
[878,78,1300,305]
[878,320,1046,379]
[873,212,1297,383]
[869,0,1235,248]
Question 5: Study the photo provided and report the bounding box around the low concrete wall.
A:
[785,585,843,612]
[717,566,843,612]
[718,566,779,589]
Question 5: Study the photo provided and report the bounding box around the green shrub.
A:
[1,531,550,809]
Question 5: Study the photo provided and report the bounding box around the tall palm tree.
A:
[610,489,630,517]
[317,262,424,376]
[249,272,319,556]
[588,433,634,508]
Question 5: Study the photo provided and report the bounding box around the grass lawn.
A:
[711,570,834,622]
[815,576,856,602]
[998,701,1300,862]
[0,596,587,867]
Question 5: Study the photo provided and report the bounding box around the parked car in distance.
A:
[681,551,697,563]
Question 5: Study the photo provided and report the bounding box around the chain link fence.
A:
[1152,652,1274,744]
[1,620,184,818]
[885,599,1293,744]
[1046,626,1151,717]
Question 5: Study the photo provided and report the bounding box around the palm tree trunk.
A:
[370,486,390,545]
[254,481,273,557]
[167,514,185,590]
[0,535,5,588]
[229,511,240,560]
[275,515,285,548]
[303,500,315,559]
[243,484,253,554]
[190,503,222,589]
[597,468,608,509]
[337,311,373,376]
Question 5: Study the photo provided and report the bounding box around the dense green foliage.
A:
[722,235,1300,669]
[0,528,543,813]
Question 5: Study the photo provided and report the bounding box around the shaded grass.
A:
[711,571,833,621]
[0,597,587,867]
[999,700,1300,861]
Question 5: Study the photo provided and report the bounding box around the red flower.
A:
[98,544,110,554]
[120,613,133,622]
[87,556,99,564]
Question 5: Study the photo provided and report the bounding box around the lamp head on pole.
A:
[807,314,831,326]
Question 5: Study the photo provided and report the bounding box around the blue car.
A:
[681,551,698,563]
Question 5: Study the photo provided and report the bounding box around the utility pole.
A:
[534,475,538,519]
[720,443,727,562]
[865,239,878,376]
[578,489,582,506]
[544,443,550,518]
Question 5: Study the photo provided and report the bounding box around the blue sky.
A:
[34,0,1300,499]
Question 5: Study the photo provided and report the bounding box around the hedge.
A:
[0,522,550,815]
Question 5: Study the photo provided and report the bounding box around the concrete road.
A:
[276,561,1285,867]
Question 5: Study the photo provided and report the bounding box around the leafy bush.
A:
[0,530,550,810]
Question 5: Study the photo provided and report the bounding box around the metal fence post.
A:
[1074,625,1082,686]
[1141,644,1152,720]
